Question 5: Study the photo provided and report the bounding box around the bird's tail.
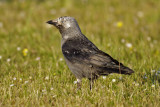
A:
[98,65,134,75]
[117,66,134,75]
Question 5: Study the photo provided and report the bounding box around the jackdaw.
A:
[47,16,134,90]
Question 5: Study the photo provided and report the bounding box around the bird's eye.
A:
[59,17,65,24]
[58,17,62,22]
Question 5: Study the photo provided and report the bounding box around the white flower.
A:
[151,84,155,88]
[107,43,111,47]
[19,11,25,18]
[137,11,144,18]
[24,81,29,84]
[143,76,147,79]
[102,76,106,79]
[53,95,57,98]
[50,87,54,90]
[29,76,32,79]
[135,83,139,86]
[10,84,14,87]
[13,77,16,80]
[126,43,132,48]
[155,73,158,76]
[17,47,21,51]
[0,22,3,28]
[121,39,125,43]
[35,57,40,61]
[73,81,77,84]
[45,76,49,80]
[112,79,116,82]
[157,71,160,74]
[42,89,46,92]
[19,78,22,81]
[151,70,155,73]
[132,81,135,85]
[147,37,151,41]
[59,58,63,61]
[0,56,2,59]
[7,58,11,62]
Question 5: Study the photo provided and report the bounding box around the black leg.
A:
[89,79,94,90]
[89,74,98,90]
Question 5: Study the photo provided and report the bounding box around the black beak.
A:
[46,19,58,26]
[46,20,54,24]
[46,20,53,24]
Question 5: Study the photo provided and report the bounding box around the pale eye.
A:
[60,18,65,23]
[58,17,63,22]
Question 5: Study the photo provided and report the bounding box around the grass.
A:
[0,0,160,106]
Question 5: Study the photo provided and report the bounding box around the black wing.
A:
[62,37,134,75]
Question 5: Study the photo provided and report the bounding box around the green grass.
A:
[0,0,160,106]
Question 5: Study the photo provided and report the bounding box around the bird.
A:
[46,16,134,90]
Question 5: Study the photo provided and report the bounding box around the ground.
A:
[0,0,160,106]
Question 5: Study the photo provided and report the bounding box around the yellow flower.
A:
[53,73,56,76]
[116,21,123,28]
[23,48,28,56]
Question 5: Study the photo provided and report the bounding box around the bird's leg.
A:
[89,71,94,90]
[89,75,98,90]
[77,79,82,90]
[89,79,94,90]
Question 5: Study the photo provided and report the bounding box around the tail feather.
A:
[118,66,134,75]
[98,65,134,75]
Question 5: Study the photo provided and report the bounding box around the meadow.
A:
[0,0,160,106]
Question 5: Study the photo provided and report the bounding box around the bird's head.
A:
[46,16,81,35]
